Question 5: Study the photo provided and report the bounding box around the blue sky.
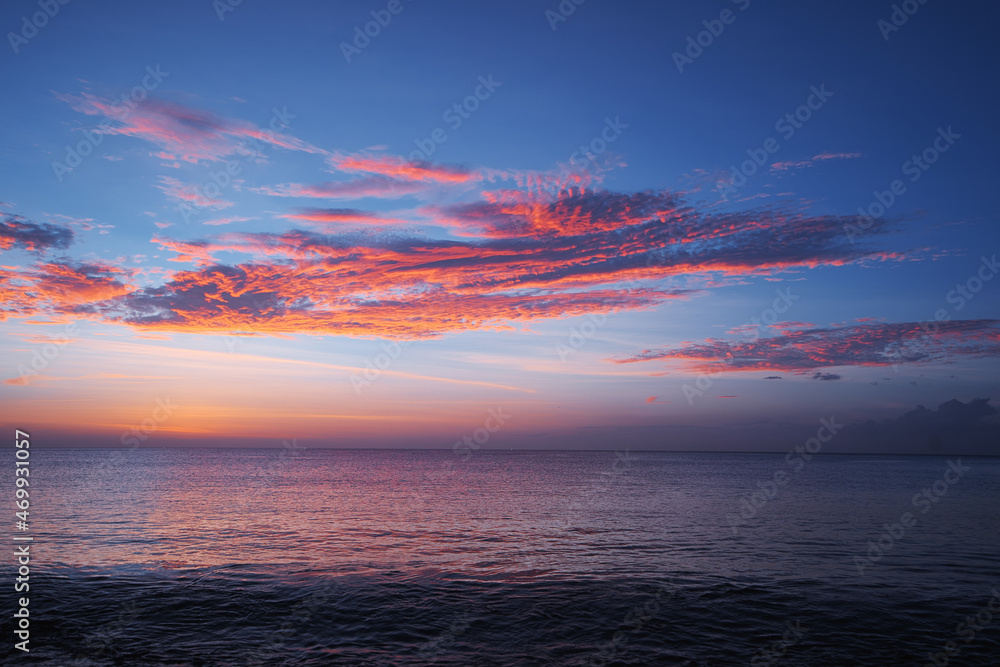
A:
[2,0,998,451]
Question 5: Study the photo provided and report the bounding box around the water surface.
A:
[6,448,999,665]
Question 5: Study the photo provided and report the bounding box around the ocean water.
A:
[4,448,999,666]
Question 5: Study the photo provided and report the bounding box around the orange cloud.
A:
[329,154,477,184]
[6,180,901,340]
[0,213,73,252]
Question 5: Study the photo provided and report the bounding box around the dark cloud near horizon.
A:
[839,397,1000,454]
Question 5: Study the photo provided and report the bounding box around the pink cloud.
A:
[329,154,477,184]
[255,176,428,200]
[204,216,256,226]
[57,93,326,164]
[157,176,234,210]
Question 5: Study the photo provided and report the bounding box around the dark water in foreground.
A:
[3,449,999,665]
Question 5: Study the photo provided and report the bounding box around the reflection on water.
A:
[9,449,1000,665]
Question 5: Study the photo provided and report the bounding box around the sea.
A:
[3,448,998,666]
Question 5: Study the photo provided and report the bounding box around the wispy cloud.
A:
[157,176,234,210]
[256,154,479,202]
[617,319,1000,373]
[204,216,256,226]
[329,154,477,184]
[770,151,862,175]
[279,208,410,228]
[255,176,430,201]
[57,93,326,163]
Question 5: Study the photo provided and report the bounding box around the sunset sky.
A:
[2,0,998,450]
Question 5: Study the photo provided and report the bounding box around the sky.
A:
[1,0,999,452]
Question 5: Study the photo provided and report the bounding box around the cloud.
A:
[58,94,325,164]
[329,154,477,184]
[83,263,673,338]
[256,175,429,201]
[11,178,907,339]
[770,151,862,174]
[46,214,114,235]
[0,260,133,319]
[257,155,479,203]
[157,176,233,210]
[204,216,255,226]
[150,236,218,266]
[430,188,684,238]
[0,213,73,252]
[30,261,134,306]
[839,398,1000,454]
[617,319,1000,373]
[279,209,409,228]
[764,375,783,380]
